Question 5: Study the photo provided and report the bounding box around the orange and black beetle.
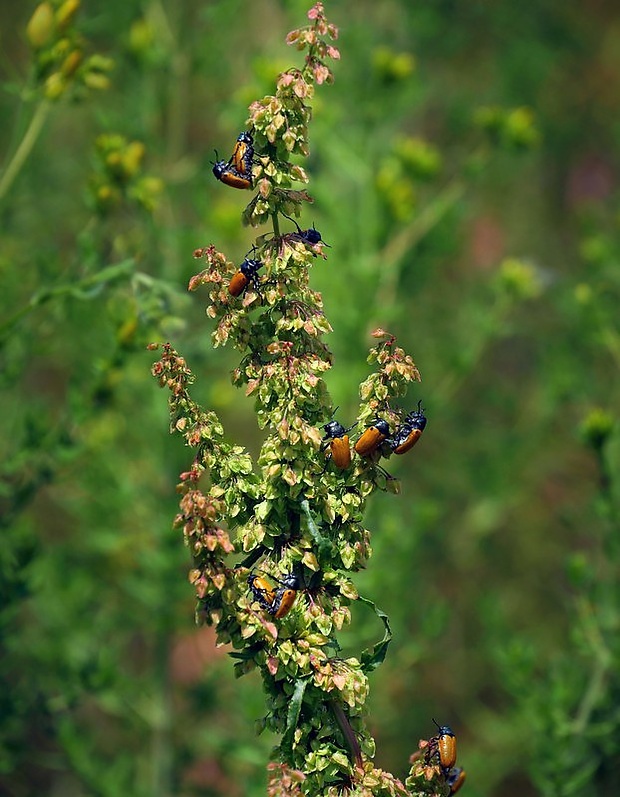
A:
[270,573,299,619]
[389,402,427,455]
[247,572,276,610]
[230,130,255,176]
[212,150,253,189]
[354,419,391,457]
[321,418,357,469]
[430,719,457,770]
[247,572,299,619]
[228,256,263,297]
[445,767,466,795]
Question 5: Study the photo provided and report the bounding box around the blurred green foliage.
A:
[1,1,619,796]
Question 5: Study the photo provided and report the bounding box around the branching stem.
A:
[0,100,51,203]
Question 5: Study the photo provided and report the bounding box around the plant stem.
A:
[571,656,609,736]
[379,179,465,268]
[371,180,465,322]
[151,0,188,164]
[0,259,135,345]
[570,597,612,735]
[330,700,362,768]
[0,100,52,203]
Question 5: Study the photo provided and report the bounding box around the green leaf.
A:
[357,595,392,672]
[300,499,335,559]
[281,678,307,754]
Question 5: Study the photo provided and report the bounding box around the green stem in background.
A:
[145,0,187,279]
[378,179,466,271]
[0,259,135,345]
[571,652,610,738]
[272,211,281,238]
[435,297,512,402]
[0,100,51,203]
[601,326,620,371]
[570,597,612,736]
[568,422,617,738]
[371,180,466,327]
[372,146,492,325]
[150,0,190,165]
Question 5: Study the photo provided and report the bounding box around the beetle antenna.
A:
[321,406,339,430]
[281,211,303,234]
[313,222,331,247]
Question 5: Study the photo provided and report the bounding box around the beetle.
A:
[430,719,457,770]
[354,419,391,457]
[211,151,253,189]
[230,130,255,176]
[269,573,300,619]
[389,401,427,455]
[321,417,358,469]
[248,572,299,619]
[281,212,330,248]
[445,767,466,795]
[247,572,276,610]
[228,256,263,297]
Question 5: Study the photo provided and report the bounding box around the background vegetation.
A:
[1,1,619,796]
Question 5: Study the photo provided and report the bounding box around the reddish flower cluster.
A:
[286,2,340,86]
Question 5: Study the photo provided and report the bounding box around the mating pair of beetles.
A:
[247,571,299,619]
[212,128,331,216]
[321,402,427,470]
[212,129,256,190]
[425,720,466,794]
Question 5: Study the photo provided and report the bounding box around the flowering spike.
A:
[152,5,440,796]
